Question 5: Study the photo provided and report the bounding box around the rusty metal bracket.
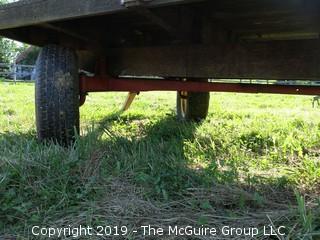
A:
[122,92,139,111]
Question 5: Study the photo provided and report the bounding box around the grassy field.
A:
[0,80,319,239]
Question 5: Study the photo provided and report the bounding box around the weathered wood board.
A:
[108,40,320,80]
[0,0,320,80]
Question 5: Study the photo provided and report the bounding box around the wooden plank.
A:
[1,0,319,46]
[107,40,320,80]
[0,0,203,30]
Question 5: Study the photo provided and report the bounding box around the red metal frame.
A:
[80,75,320,96]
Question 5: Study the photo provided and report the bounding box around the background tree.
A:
[0,0,29,63]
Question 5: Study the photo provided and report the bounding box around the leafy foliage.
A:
[0,38,26,63]
[0,0,29,63]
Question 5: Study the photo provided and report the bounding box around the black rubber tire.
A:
[35,45,79,145]
[176,91,210,121]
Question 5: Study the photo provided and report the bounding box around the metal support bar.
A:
[39,23,90,43]
[80,75,320,96]
[122,92,139,111]
[121,0,177,37]
[121,0,152,8]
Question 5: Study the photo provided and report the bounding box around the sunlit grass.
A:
[0,80,319,239]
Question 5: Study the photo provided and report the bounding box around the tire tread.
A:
[35,45,79,145]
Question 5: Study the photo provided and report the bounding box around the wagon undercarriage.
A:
[1,0,320,144]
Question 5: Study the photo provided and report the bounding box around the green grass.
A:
[0,80,319,239]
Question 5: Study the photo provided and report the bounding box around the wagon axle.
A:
[79,74,320,96]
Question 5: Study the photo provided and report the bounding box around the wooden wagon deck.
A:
[0,0,320,80]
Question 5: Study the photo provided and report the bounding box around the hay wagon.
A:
[0,0,320,144]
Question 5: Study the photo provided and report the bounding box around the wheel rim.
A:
[180,91,188,118]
